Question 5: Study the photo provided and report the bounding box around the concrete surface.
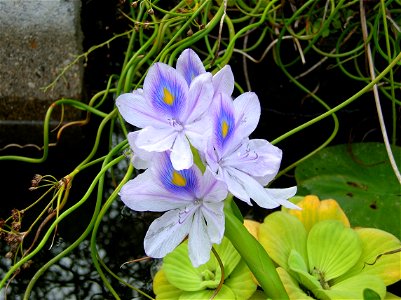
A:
[0,0,83,145]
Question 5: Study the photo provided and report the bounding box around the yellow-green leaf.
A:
[259,212,307,270]
[307,220,362,281]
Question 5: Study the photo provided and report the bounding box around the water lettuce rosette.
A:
[256,195,401,300]
[152,236,257,299]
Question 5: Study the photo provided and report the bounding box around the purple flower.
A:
[205,92,299,209]
[116,52,214,170]
[119,152,228,267]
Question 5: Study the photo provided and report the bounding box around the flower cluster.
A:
[116,49,297,266]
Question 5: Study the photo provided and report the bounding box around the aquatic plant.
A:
[257,195,401,299]
[0,0,400,299]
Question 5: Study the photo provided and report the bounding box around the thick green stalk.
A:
[224,202,289,300]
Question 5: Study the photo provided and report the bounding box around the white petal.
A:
[188,211,212,267]
[198,169,228,202]
[119,171,191,212]
[265,187,300,209]
[176,48,206,85]
[213,65,234,96]
[135,126,177,152]
[183,73,213,124]
[127,131,154,169]
[116,90,166,128]
[222,168,252,205]
[185,115,212,152]
[202,202,225,244]
[144,209,192,258]
[233,92,261,138]
[170,133,193,170]
[228,168,282,209]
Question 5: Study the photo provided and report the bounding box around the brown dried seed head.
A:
[12,221,21,231]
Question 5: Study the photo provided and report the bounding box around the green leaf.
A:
[211,236,242,279]
[276,267,315,300]
[153,269,183,299]
[259,212,307,270]
[295,143,401,239]
[307,220,362,281]
[224,260,257,300]
[163,237,241,292]
[179,285,236,300]
[334,227,401,286]
[163,241,219,291]
[321,274,386,300]
[364,288,382,300]
[287,249,322,293]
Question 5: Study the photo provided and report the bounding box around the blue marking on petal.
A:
[159,153,198,195]
[150,65,186,118]
[214,103,235,149]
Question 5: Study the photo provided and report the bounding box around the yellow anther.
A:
[172,171,186,187]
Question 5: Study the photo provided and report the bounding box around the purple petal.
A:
[182,72,213,124]
[198,169,228,202]
[116,90,167,128]
[153,152,200,197]
[224,139,282,178]
[176,48,206,86]
[144,209,192,258]
[119,171,192,212]
[211,93,237,156]
[213,65,234,96]
[144,63,188,120]
[233,92,261,138]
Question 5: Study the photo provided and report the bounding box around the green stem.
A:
[0,156,125,290]
[224,201,289,300]
[272,49,401,144]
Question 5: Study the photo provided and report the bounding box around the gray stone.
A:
[0,0,83,145]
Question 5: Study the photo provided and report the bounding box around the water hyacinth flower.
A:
[205,91,298,209]
[116,49,234,171]
[116,54,214,171]
[119,152,228,267]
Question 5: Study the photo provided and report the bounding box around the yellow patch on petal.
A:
[285,195,350,232]
[163,88,174,106]
[171,171,186,187]
[221,120,229,138]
